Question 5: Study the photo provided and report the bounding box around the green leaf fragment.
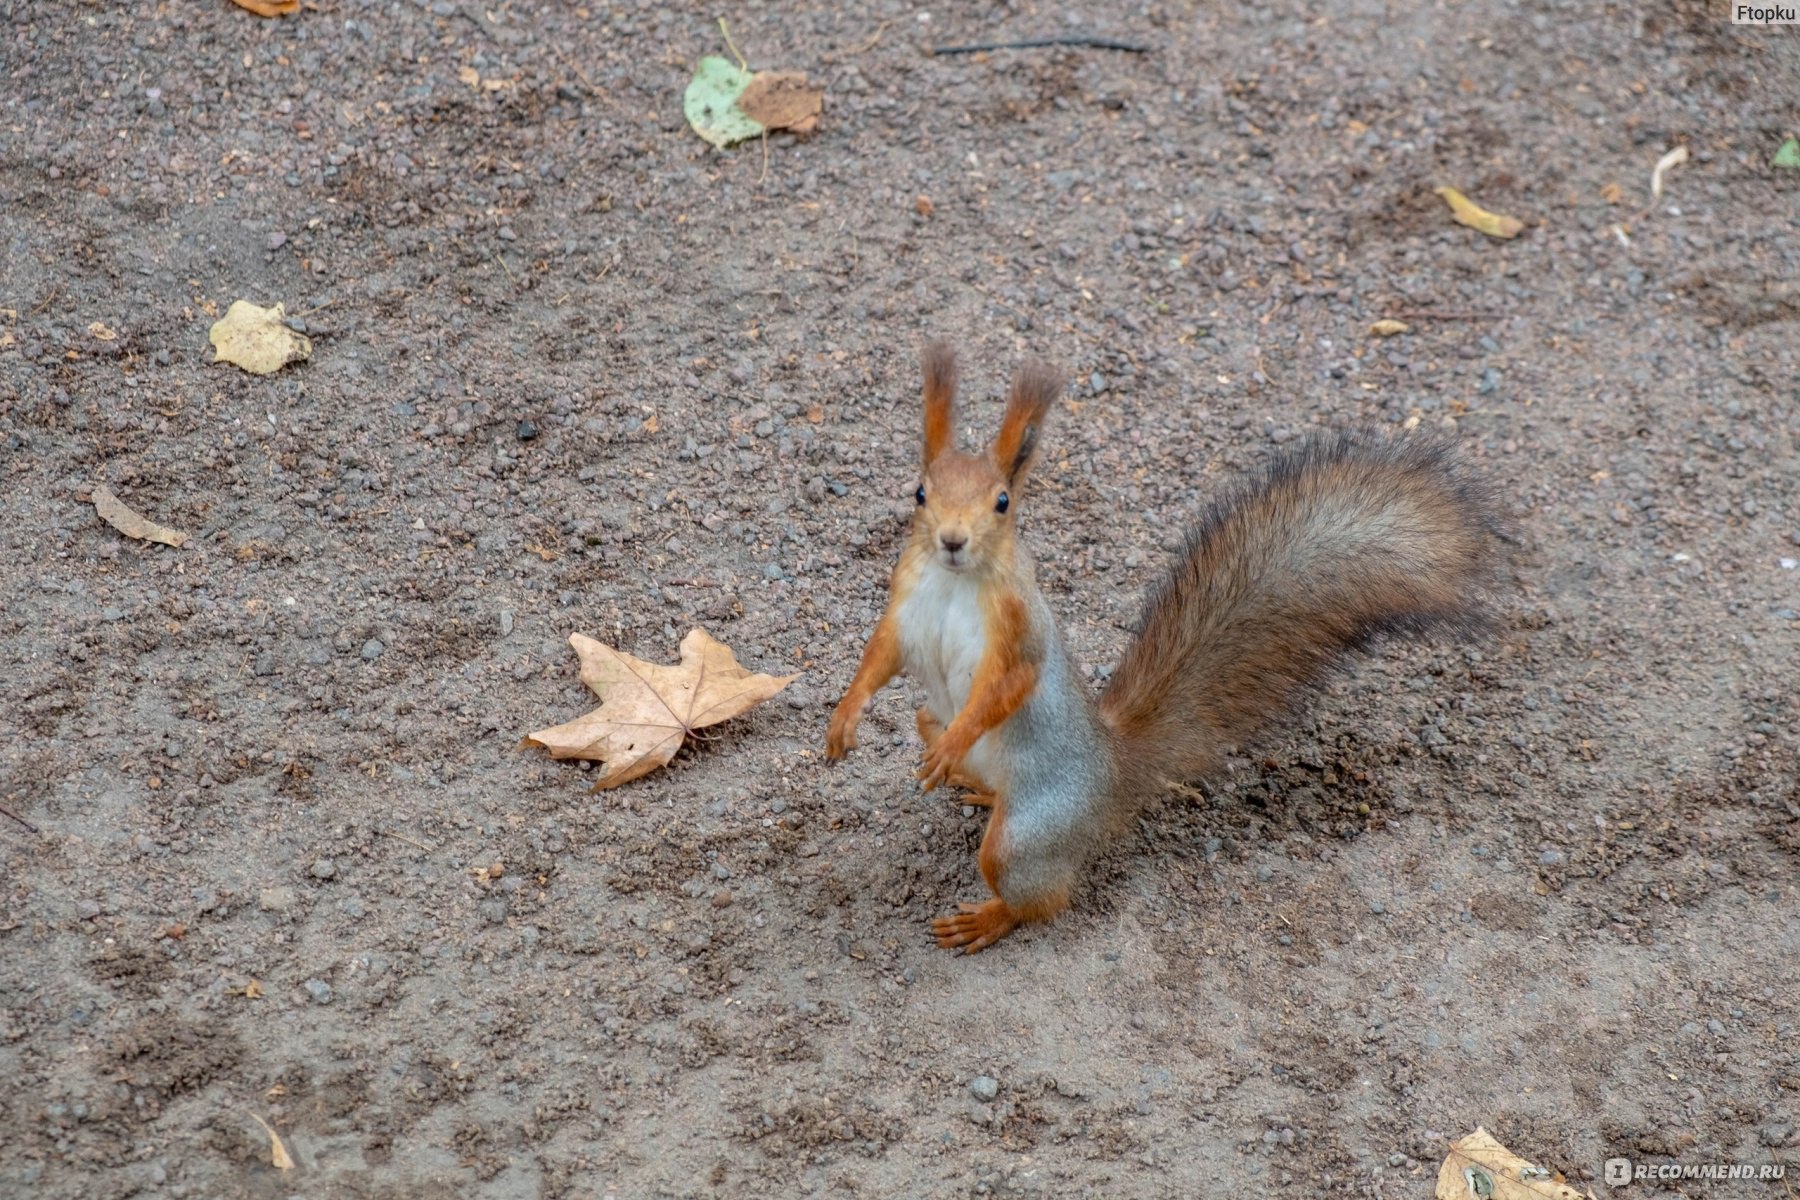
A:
[684,55,763,149]
[1774,137,1800,169]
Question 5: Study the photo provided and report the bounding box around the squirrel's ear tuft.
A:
[993,360,1062,484]
[921,340,958,466]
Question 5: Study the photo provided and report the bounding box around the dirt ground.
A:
[3,1,1798,1196]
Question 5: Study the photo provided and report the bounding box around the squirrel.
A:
[825,341,1496,953]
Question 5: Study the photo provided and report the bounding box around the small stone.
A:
[310,858,337,881]
[516,419,537,441]
[970,1075,1000,1102]
[1538,849,1565,866]
[1369,899,1385,914]
[360,638,385,661]
[303,978,334,1004]
[258,887,297,912]
[500,609,515,636]
[253,652,278,677]
[267,231,287,250]
[1762,1123,1793,1148]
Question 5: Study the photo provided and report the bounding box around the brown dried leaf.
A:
[229,0,299,16]
[1369,319,1410,337]
[524,628,798,790]
[1436,1128,1591,1200]
[247,1112,296,1171]
[738,71,824,135]
[91,484,190,548]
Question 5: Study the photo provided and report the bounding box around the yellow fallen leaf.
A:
[88,321,117,341]
[91,484,190,548]
[1434,187,1524,239]
[246,1112,295,1171]
[1599,181,1624,205]
[524,628,798,790]
[229,0,299,15]
[1437,1127,1590,1200]
[243,979,264,999]
[209,300,311,374]
[1369,319,1411,337]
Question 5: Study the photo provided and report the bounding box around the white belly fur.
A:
[896,566,1002,781]
[897,566,986,721]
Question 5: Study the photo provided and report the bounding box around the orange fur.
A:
[921,340,958,467]
[825,609,902,759]
[990,361,1062,484]
[916,709,996,803]
[931,801,1072,953]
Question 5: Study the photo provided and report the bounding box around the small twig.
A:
[376,828,434,853]
[0,801,38,835]
[287,298,337,320]
[1386,308,1505,321]
[30,283,61,316]
[718,17,749,72]
[929,35,1152,56]
[826,20,891,61]
[758,127,770,186]
[493,252,515,282]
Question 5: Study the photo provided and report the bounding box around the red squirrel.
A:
[826,342,1494,952]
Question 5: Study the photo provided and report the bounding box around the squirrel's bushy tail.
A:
[1099,434,1496,797]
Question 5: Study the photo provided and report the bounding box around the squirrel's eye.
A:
[914,485,926,506]
[995,492,1010,514]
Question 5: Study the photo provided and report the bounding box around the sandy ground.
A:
[3,1,1798,1196]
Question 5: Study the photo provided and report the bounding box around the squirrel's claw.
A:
[824,701,862,760]
[931,899,1019,954]
[916,734,970,792]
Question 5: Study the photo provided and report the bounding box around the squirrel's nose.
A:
[940,533,967,554]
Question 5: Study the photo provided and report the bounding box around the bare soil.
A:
[3,2,1798,1197]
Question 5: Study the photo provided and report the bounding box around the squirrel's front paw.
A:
[916,732,971,792]
[931,899,1019,954]
[825,699,862,760]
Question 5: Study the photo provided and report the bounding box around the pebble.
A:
[304,978,334,1004]
[500,609,515,636]
[1763,1123,1794,1148]
[1538,849,1565,866]
[969,1075,1000,1102]
[259,886,298,912]
[310,857,337,881]
[516,419,537,441]
[361,638,385,661]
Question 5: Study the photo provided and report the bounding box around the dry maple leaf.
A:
[1437,1127,1592,1200]
[524,628,798,790]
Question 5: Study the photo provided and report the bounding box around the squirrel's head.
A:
[912,340,1063,575]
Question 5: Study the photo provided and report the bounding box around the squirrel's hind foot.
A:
[931,899,1020,954]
